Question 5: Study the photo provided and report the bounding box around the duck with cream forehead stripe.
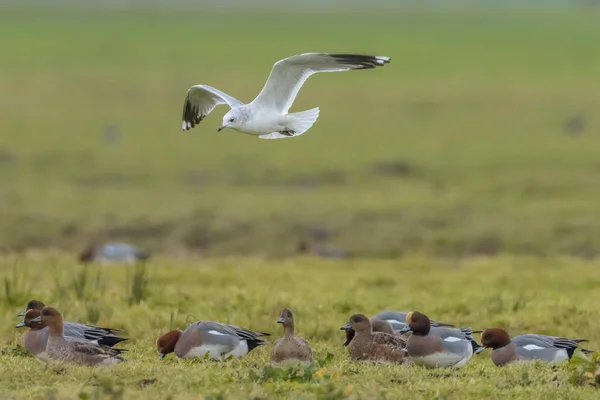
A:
[399,311,481,369]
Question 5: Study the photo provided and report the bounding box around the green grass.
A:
[0,5,599,256]
[1,3,600,399]
[1,255,600,399]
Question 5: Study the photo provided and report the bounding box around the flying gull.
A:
[181,53,391,140]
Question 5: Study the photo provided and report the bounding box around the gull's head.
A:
[218,109,244,132]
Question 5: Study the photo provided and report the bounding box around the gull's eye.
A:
[229,118,234,122]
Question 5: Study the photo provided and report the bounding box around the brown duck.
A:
[341,314,406,364]
[270,308,313,367]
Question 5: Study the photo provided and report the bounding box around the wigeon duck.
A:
[343,319,407,346]
[17,300,127,345]
[78,242,150,264]
[372,310,454,331]
[30,307,126,366]
[399,311,480,368]
[270,308,313,367]
[341,314,406,364]
[342,310,454,347]
[157,321,269,360]
[16,309,127,360]
[481,328,594,366]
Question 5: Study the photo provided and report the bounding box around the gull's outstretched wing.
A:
[181,85,244,131]
[251,53,390,113]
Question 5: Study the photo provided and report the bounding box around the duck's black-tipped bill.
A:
[398,325,412,334]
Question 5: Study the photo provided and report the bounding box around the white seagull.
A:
[181,53,391,140]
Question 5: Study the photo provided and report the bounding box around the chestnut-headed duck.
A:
[481,328,594,366]
[343,310,454,347]
[157,321,269,360]
[399,311,480,368]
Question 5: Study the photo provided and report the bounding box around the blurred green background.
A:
[1,1,599,258]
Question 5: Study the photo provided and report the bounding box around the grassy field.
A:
[1,2,600,399]
[1,255,600,399]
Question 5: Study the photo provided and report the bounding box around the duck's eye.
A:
[229,118,234,122]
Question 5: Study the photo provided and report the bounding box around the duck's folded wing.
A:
[373,310,454,330]
[458,328,475,340]
[372,311,408,331]
[70,341,126,357]
[372,332,406,348]
[552,337,585,349]
[63,322,125,340]
[432,327,469,341]
[224,324,270,340]
[514,334,555,348]
[514,344,561,361]
[194,321,238,336]
[298,337,313,354]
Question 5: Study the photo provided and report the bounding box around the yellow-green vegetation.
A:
[1,5,600,257]
[1,255,600,399]
[1,2,600,399]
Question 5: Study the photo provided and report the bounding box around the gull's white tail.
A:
[259,107,320,140]
[286,107,320,135]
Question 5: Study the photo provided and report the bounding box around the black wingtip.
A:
[572,338,589,344]
[97,336,129,348]
[471,339,485,354]
[246,339,268,353]
[104,327,127,334]
[433,322,456,328]
[182,98,202,131]
[329,54,391,69]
